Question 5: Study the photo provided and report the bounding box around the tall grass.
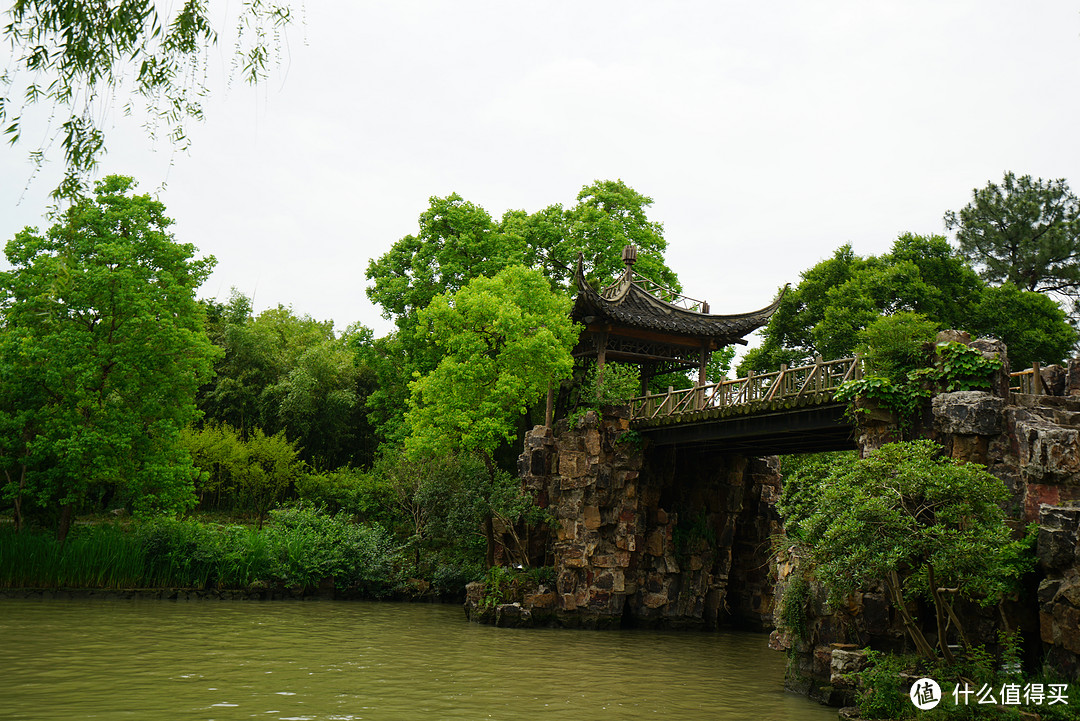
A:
[0,507,399,594]
[0,525,145,589]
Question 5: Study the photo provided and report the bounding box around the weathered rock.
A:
[644,530,665,557]
[936,329,972,345]
[1068,359,1080,397]
[523,592,556,609]
[830,646,868,688]
[641,592,668,609]
[494,603,531,628]
[969,336,1011,397]
[1036,505,1080,672]
[932,391,1003,435]
[1015,416,1080,484]
[1044,364,1068,396]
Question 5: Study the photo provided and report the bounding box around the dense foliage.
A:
[3,171,1075,602]
[740,234,1075,373]
[780,441,1025,664]
[0,176,217,539]
[363,179,682,446]
[834,335,1003,429]
[404,266,576,566]
[0,507,396,595]
[197,292,378,470]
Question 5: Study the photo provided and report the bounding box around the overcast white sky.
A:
[2,1,1079,342]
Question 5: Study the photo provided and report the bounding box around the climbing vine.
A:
[834,341,1002,430]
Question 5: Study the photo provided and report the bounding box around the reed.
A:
[0,525,145,588]
[0,508,398,594]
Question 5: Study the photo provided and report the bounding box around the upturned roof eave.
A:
[572,256,786,340]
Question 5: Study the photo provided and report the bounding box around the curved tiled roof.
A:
[573,258,785,342]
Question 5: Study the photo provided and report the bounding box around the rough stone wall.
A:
[477,407,782,629]
[1038,505,1080,679]
[634,447,781,629]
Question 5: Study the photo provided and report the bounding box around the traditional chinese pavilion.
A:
[572,245,784,392]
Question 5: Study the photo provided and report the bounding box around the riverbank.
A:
[0,584,462,603]
[0,507,475,602]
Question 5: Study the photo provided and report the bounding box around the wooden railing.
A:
[1010,361,1044,395]
[629,356,862,421]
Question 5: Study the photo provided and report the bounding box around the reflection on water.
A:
[0,599,836,720]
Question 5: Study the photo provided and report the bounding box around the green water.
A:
[0,599,836,720]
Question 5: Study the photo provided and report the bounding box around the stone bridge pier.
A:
[493,408,782,629]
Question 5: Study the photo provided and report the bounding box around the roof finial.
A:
[622,244,638,268]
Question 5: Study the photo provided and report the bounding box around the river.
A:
[0,598,836,720]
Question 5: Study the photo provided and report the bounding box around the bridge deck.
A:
[629,357,861,454]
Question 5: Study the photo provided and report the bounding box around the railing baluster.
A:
[627,356,859,421]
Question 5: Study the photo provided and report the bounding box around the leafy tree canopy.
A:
[0,175,217,537]
[945,172,1080,304]
[740,233,1075,373]
[404,265,576,464]
[198,292,377,470]
[2,0,294,199]
[403,265,576,566]
[366,179,679,329]
[364,179,679,444]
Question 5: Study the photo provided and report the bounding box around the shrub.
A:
[266,505,397,594]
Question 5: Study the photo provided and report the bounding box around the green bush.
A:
[836,341,1002,428]
[777,452,857,543]
[853,650,914,719]
[294,466,380,517]
[432,559,484,595]
[856,312,939,385]
[568,362,641,425]
[1,511,399,595]
[776,572,810,642]
[266,505,397,594]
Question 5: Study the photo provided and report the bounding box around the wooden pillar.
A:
[596,331,608,383]
[545,383,554,427]
[1033,361,1043,395]
[697,345,710,410]
[640,364,651,396]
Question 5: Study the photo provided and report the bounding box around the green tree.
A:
[366,180,680,330]
[404,266,577,566]
[945,172,1080,303]
[233,427,303,529]
[197,296,376,469]
[364,180,681,444]
[0,175,217,539]
[498,179,680,292]
[564,179,679,292]
[855,312,940,385]
[183,422,303,526]
[2,0,294,198]
[365,194,515,327]
[968,283,1076,370]
[741,234,1075,373]
[782,440,1018,664]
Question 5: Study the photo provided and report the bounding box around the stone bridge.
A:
[467,335,1080,686]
